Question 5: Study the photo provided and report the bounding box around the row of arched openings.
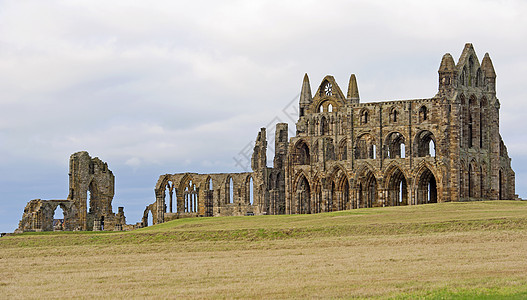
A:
[164,176,254,213]
[294,166,437,213]
[359,106,429,125]
[294,131,435,165]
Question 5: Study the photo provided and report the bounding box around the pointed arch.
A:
[320,116,328,135]
[415,165,438,205]
[390,107,398,123]
[414,130,436,157]
[419,105,428,122]
[355,166,377,208]
[293,139,310,165]
[355,133,376,159]
[385,132,406,159]
[294,172,311,214]
[360,108,369,124]
[227,176,234,204]
[204,176,214,217]
[245,175,254,205]
[385,164,409,207]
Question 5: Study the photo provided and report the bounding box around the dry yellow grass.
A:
[1,201,527,299]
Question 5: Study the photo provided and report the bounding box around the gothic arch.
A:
[384,131,406,159]
[225,176,234,204]
[384,165,409,207]
[293,172,311,214]
[182,176,199,213]
[355,133,376,159]
[414,130,436,157]
[415,164,438,205]
[320,116,329,135]
[390,107,398,123]
[360,108,369,124]
[293,139,310,165]
[244,175,254,205]
[418,105,428,122]
[355,166,378,208]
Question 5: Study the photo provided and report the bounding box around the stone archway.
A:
[416,167,437,204]
[386,167,408,206]
[295,174,311,214]
[357,169,377,208]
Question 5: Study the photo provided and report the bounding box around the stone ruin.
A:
[144,43,518,226]
[13,43,520,231]
[15,151,127,232]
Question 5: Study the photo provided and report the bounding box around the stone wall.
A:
[145,44,517,227]
[15,152,127,232]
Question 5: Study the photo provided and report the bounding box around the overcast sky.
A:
[1,0,526,232]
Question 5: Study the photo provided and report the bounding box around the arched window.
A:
[415,130,435,157]
[360,109,369,124]
[228,177,234,204]
[296,175,311,214]
[385,132,405,159]
[328,104,333,112]
[391,108,398,123]
[248,177,254,205]
[294,141,310,165]
[53,205,65,231]
[355,134,376,159]
[207,178,213,190]
[320,116,328,135]
[319,105,324,113]
[419,106,428,122]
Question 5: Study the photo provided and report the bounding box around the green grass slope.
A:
[1,201,527,299]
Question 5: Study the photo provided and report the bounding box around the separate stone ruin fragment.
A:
[145,43,518,227]
[15,151,127,233]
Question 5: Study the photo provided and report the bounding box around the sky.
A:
[1,0,526,233]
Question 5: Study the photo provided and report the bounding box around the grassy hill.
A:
[2,201,527,299]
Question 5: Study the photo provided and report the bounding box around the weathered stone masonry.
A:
[16,152,126,232]
[147,43,517,226]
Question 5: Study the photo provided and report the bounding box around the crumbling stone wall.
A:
[147,44,516,226]
[16,152,127,232]
[285,43,516,214]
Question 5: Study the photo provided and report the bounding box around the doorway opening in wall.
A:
[417,167,437,204]
[53,206,65,231]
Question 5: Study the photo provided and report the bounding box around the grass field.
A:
[2,201,527,299]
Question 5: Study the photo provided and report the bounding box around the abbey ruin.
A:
[16,152,127,232]
[15,44,518,231]
[145,43,517,226]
